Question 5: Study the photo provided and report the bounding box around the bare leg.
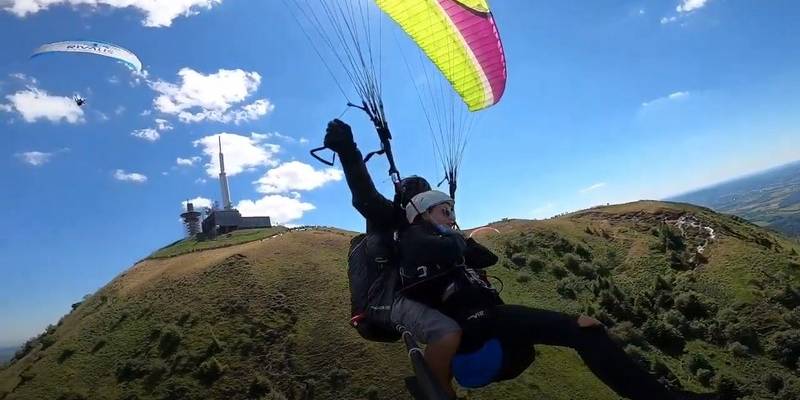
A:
[425,331,461,399]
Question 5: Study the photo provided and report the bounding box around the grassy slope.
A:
[2,203,800,399]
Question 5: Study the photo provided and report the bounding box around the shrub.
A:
[516,272,531,283]
[249,375,272,397]
[553,238,574,255]
[696,368,715,386]
[643,319,685,353]
[674,291,716,319]
[197,357,225,384]
[159,325,182,356]
[328,368,351,389]
[784,307,800,328]
[767,329,800,367]
[527,256,546,272]
[728,342,750,358]
[655,291,674,310]
[687,320,709,340]
[91,339,107,354]
[563,253,581,275]
[57,348,76,364]
[715,374,748,400]
[510,253,528,268]
[764,373,784,394]
[684,353,713,376]
[663,310,689,335]
[771,285,800,309]
[551,265,568,279]
[610,322,646,347]
[145,359,169,387]
[575,244,592,260]
[724,322,759,350]
[577,262,597,279]
[40,335,56,350]
[116,358,150,382]
[623,345,649,370]
[556,280,577,299]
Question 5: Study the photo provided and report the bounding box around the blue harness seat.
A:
[452,338,503,388]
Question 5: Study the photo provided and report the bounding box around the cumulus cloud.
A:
[15,149,68,166]
[254,161,343,194]
[641,91,690,107]
[237,195,315,225]
[151,68,274,124]
[193,132,280,177]
[2,0,222,27]
[154,118,173,131]
[2,87,84,123]
[113,169,147,183]
[579,182,607,194]
[176,156,201,167]
[131,128,160,142]
[181,196,212,210]
[677,0,709,13]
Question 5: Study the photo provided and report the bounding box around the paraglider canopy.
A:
[31,40,143,73]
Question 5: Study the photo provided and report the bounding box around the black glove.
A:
[324,119,355,154]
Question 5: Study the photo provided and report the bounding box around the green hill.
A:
[2,201,800,400]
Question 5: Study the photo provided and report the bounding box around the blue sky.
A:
[2,0,800,347]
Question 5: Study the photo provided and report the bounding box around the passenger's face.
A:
[425,203,455,227]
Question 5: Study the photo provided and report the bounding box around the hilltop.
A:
[2,201,800,399]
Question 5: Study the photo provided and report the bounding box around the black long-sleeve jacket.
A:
[397,222,499,308]
[338,144,406,238]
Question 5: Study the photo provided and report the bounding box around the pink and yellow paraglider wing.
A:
[376,0,507,111]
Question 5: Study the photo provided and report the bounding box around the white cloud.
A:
[252,131,306,144]
[2,0,222,27]
[2,87,84,123]
[176,156,201,166]
[677,0,709,13]
[16,151,52,166]
[154,118,173,131]
[193,132,280,177]
[151,68,274,124]
[95,111,109,121]
[579,182,607,194]
[108,75,120,85]
[641,91,690,107]
[660,16,678,24]
[182,196,212,210]
[131,128,160,142]
[9,73,37,85]
[114,105,126,115]
[113,169,147,183]
[195,177,207,184]
[237,195,315,225]
[254,161,343,194]
[140,109,152,116]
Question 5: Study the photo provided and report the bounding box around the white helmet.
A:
[405,190,454,224]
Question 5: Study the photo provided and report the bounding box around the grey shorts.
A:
[391,296,461,344]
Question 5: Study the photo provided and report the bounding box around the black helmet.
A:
[398,175,431,207]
